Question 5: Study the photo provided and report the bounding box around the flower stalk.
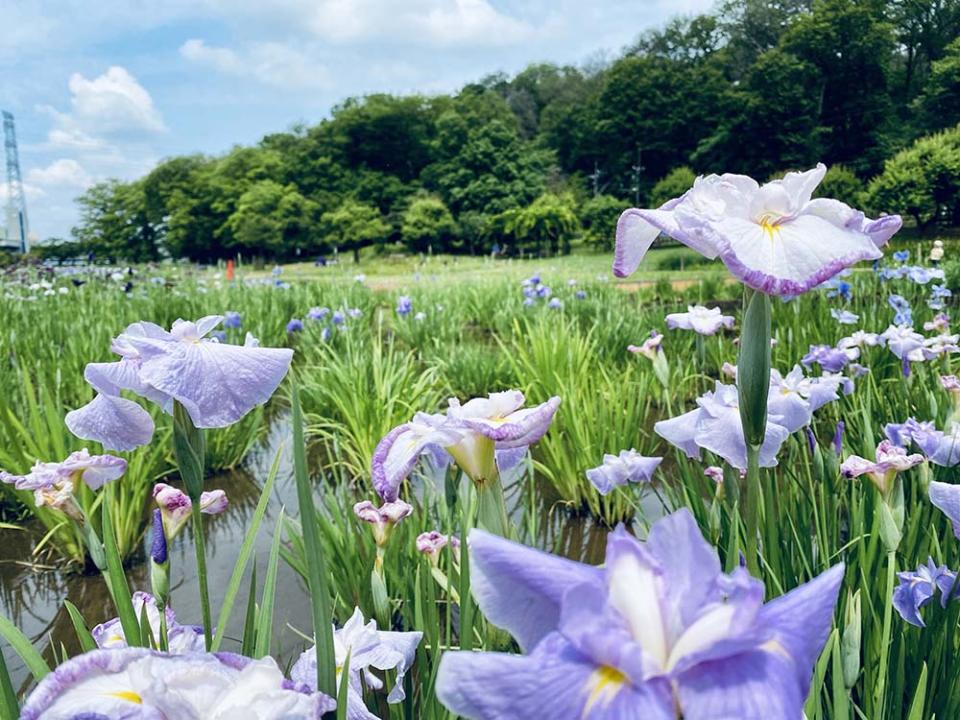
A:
[172,401,211,649]
[737,288,771,574]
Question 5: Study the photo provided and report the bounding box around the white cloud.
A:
[0,181,45,203]
[27,159,93,190]
[66,66,166,134]
[46,127,108,150]
[218,0,535,47]
[180,39,331,91]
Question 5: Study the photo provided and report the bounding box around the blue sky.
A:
[0,0,714,241]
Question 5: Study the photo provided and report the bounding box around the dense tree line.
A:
[55,0,960,263]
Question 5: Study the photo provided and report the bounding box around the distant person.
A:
[930,240,945,266]
[314,256,327,266]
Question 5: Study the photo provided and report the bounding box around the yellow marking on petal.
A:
[582,665,628,716]
[760,638,791,660]
[108,690,142,704]
[759,216,781,240]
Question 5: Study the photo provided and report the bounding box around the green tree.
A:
[580,194,625,249]
[225,180,318,257]
[321,200,391,263]
[71,180,159,262]
[916,38,960,131]
[815,164,862,207]
[401,196,458,253]
[500,193,580,255]
[866,126,960,231]
[650,167,697,208]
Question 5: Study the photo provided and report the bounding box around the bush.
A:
[580,194,625,249]
[865,126,960,231]
[816,164,862,207]
[650,167,695,208]
[400,195,458,253]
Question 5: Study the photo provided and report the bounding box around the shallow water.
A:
[0,412,641,691]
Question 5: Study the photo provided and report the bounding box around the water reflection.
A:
[0,409,644,691]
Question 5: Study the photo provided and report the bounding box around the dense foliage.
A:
[46,0,960,262]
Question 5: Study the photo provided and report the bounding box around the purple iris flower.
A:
[907,266,942,284]
[880,324,924,360]
[833,421,845,455]
[210,330,227,343]
[655,382,790,470]
[664,305,734,336]
[830,309,859,325]
[397,296,413,316]
[840,440,924,495]
[766,366,846,433]
[347,307,363,319]
[20,647,334,719]
[893,558,958,627]
[64,317,292,451]
[585,449,662,495]
[893,250,910,263]
[92,592,205,654]
[614,163,899,295]
[884,417,940,455]
[372,391,560,501]
[223,311,242,329]
[286,318,304,333]
[436,509,844,720]
[912,424,960,467]
[801,344,850,373]
[307,306,330,321]
[575,290,587,300]
[825,278,852,301]
[924,312,950,332]
[930,481,960,538]
[536,284,552,299]
[332,310,346,325]
[547,298,563,309]
[320,327,331,342]
[929,285,952,311]
[888,294,913,326]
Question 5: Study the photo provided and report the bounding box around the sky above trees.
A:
[0,0,712,240]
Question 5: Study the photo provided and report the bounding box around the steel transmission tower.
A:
[3,111,29,253]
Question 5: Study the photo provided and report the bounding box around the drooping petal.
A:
[654,409,703,460]
[467,529,603,652]
[929,481,960,539]
[59,449,127,490]
[65,393,156,451]
[585,451,661,495]
[436,633,674,720]
[133,339,293,428]
[371,414,461,501]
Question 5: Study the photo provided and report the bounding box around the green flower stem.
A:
[744,443,762,577]
[874,549,897,718]
[190,501,213,650]
[737,287,772,577]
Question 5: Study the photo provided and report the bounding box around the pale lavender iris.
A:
[924,312,950,332]
[840,440,924,494]
[880,324,924,360]
[613,163,898,295]
[1,449,126,518]
[766,365,847,433]
[830,309,859,325]
[154,482,228,539]
[627,330,663,360]
[92,591,205,654]
[416,531,459,555]
[65,316,293,450]
[664,305,734,335]
[929,285,952,311]
[308,306,330,321]
[888,294,913,326]
[292,607,422,720]
[893,558,958,627]
[585,449,662,495]
[801,344,850,373]
[287,318,304,333]
[838,330,880,351]
[397,295,413,316]
[884,417,940,455]
[372,391,560,501]
[20,647,334,719]
[436,509,844,720]
[354,498,413,545]
[930,481,960,538]
[655,382,790,470]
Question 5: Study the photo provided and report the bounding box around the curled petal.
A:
[200,489,228,515]
[65,393,155,451]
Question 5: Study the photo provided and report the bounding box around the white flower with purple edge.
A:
[20,647,334,719]
[840,440,924,495]
[614,163,899,295]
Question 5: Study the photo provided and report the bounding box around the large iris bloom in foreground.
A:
[21,647,334,719]
[436,509,844,719]
[66,316,293,450]
[614,164,900,295]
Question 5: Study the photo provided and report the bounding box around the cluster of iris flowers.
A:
[8,164,960,720]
